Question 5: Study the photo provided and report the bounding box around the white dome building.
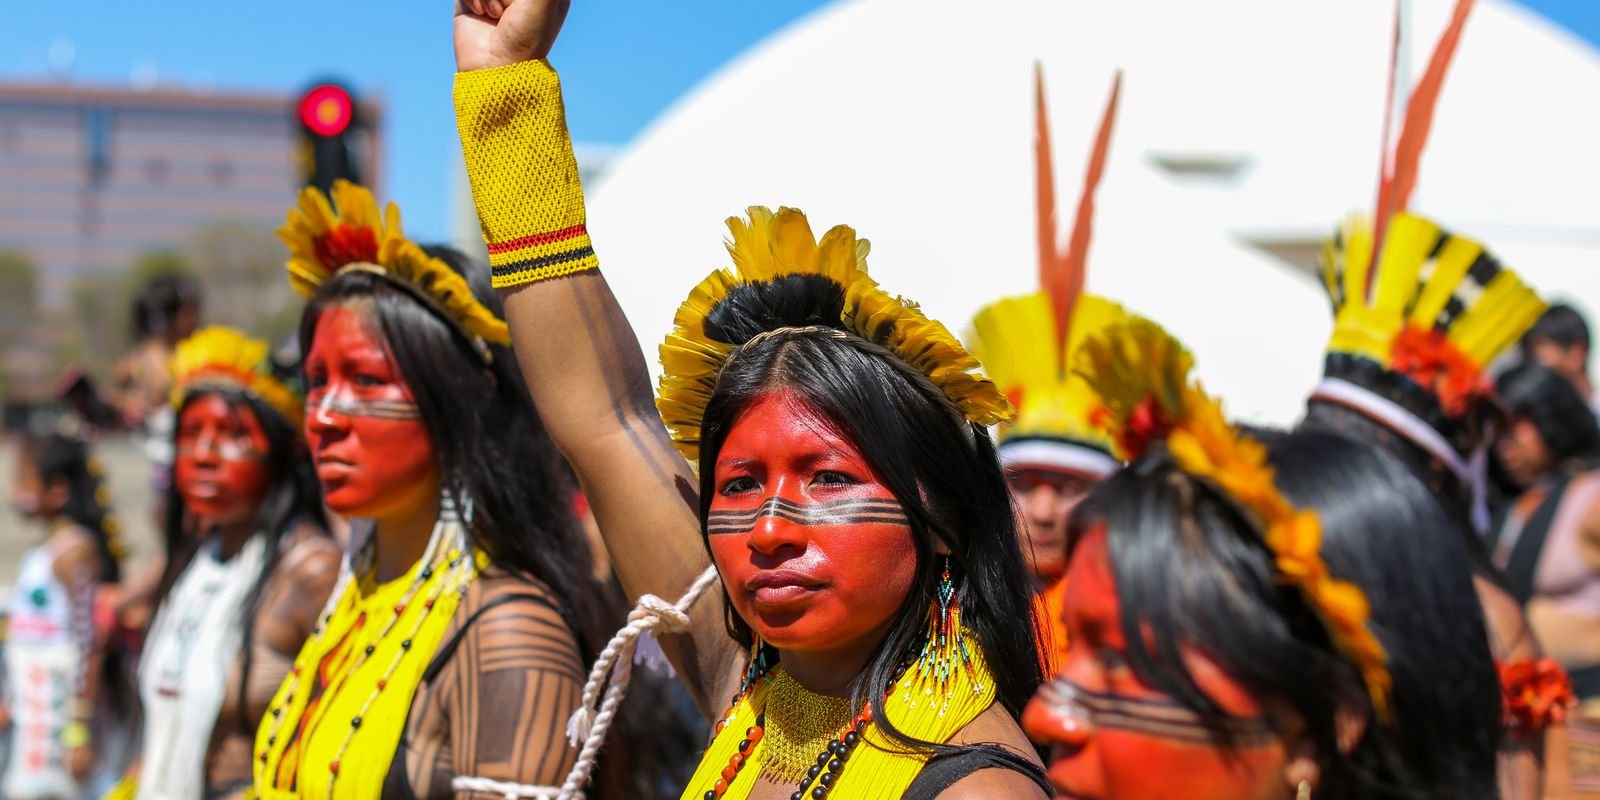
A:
[474,0,1600,423]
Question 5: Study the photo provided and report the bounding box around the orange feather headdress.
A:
[967,66,1130,473]
[1078,317,1392,718]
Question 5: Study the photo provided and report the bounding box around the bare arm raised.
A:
[452,0,739,715]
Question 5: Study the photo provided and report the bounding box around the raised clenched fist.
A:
[454,0,571,72]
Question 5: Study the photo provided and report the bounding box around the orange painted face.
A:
[708,391,917,656]
[174,393,272,527]
[1023,525,1290,800]
[303,305,440,520]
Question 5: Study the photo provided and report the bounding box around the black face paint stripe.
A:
[1037,679,1277,746]
[705,497,909,534]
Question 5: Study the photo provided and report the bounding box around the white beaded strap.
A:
[450,565,721,800]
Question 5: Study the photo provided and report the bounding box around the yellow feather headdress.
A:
[1321,212,1544,420]
[279,180,509,360]
[1078,317,1392,718]
[658,206,1014,464]
[1319,0,1542,446]
[170,326,304,429]
[968,67,1128,472]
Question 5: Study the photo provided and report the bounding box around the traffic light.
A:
[295,81,364,193]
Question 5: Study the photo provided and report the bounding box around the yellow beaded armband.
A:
[454,60,598,288]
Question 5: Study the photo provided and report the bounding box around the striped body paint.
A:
[314,392,421,422]
[1030,679,1275,747]
[705,497,908,535]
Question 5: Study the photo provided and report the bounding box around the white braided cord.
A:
[450,566,721,800]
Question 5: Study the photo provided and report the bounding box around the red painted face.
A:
[174,393,272,527]
[303,304,440,520]
[1007,466,1096,584]
[1023,525,1291,800]
[708,391,917,657]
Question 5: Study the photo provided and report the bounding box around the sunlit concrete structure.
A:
[472,0,1600,423]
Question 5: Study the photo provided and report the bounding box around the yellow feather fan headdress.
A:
[1077,317,1392,719]
[279,180,509,361]
[658,206,1014,464]
[968,67,1128,475]
[170,326,304,429]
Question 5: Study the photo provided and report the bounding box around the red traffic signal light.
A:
[298,84,354,137]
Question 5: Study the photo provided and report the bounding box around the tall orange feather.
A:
[1036,65,1122,369]
[1373,0,1402,239]
[1375,0,1475,249]
[1034,62,1067,348]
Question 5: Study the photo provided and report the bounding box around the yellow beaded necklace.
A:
[680,628,998,800]
[253,505,482,799]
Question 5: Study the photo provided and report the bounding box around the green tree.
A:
[0,250,39,403]
[0,249,38,342]
[186,219,298,344]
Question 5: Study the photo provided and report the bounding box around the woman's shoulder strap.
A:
[902,745,1050,800]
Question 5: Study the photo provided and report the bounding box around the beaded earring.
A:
[740,635,769,695]
[914,556,972,696]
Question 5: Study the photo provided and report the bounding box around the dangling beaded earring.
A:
[740,635,769,695]
[913,555,972,703]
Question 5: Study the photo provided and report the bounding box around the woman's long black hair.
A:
[21,431,123,583]
[153,387,326,732]
[1068,429,1500,799]
[1496,361,1600,477]
[295,245,614,665]
[695,274,1044,757]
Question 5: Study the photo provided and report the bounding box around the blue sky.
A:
[3,1,1595,243]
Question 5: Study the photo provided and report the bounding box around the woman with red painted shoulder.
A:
[449,2,1049,796]
[117,327,339,800]
[1024,321,1503,799]
[250,220,622,797]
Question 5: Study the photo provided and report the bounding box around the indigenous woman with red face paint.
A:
[449,2,1048,797]
[1023,318,1504,799]
[115,327,339,800]
[6,431,126,799]
[251,185,622,798]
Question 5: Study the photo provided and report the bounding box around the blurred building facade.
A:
[0,81,382,304]
[0,81,381,405]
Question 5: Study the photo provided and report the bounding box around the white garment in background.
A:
[4,540,84,799]
[136,534,267,800]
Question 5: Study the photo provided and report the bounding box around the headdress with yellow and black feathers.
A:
[1314,0,1544,483]
[967,67,1129,479]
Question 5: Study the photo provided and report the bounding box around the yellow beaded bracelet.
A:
[455,60,599,289]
